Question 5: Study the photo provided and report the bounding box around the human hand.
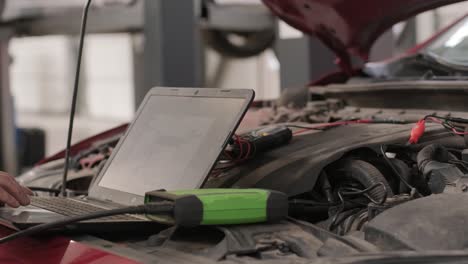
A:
[0,172,33,208]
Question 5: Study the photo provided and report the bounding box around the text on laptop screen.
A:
[98,95,246,195]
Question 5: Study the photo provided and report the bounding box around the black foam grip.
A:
[266,191,289,222]
[174,196,204,227]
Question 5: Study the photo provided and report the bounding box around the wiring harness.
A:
[328,183,387,232]
[220,120,379,164]
[210,135,253,177]
[213,119,403,175]
[409,115,468,144]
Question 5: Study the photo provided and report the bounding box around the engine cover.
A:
[365,194,468,250]
[206,123,454,197]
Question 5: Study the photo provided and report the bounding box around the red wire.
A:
[425,116,468,135]
[239,138,251,161]
[292,119,374,135]
[427,117,443,124]
[233,120,374,160]
[451,128,468,135]
[211,135,252,176]
[235,135,243,160]
[223,150,233,160]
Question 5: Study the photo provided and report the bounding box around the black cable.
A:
[0,203,174,244]
[340,184,388,205]
[423,115,468,136]
[334,208,362,235]
[28,187,60,195]
[342,209,367,234]
[61,0,93,197]
[290,198,367,207]
[289,199,339,207]
[380,145,421,198]
[286,119,410,133]
[328,189,346,231]
[351,209,368,233]
[442,121,458,131]
[425,114,468,124]
[28,187,88,197]
[328,183,387,231]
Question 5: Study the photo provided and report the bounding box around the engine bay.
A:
[167,115,468,261]
[17,90,468,261]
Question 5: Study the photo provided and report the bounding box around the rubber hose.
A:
[409,136,465,152]
[417,144,450,176]
[341,159,394,201]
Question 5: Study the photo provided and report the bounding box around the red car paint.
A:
[37,124,128,166]
[0,226,138,264]
[262,0,466,73]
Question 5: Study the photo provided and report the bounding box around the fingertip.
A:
[17,191,30,206]
[19,196,30,206]
[7,200,20,208]
[22,186,34,196]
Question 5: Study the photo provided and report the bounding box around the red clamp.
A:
[409,119,426,144]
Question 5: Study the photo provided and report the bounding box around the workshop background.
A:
[3,0,468,168]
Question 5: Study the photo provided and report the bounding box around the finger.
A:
[18,186,32,206]
[0,174,30,206]
[0,190,20,208]
[0,172,31,205]
[21,186,34,196]
[5,175,31,205]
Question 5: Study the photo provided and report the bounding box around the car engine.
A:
[194,103,468,260]
[17,94,468,261]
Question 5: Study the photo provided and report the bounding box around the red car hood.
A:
[263,0,466,73]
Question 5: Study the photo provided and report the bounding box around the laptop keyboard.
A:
[30,196,145,222]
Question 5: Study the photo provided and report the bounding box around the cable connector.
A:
[409,119,426,144]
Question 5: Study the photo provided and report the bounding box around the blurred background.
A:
[2,0,468,170]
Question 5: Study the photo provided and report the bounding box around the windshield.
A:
[425,16,468,67]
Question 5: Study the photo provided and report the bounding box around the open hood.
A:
[263,0,466,73]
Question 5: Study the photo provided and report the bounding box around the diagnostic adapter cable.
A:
[0,203,174,245]
[61,0,93,196]
[0,189,289,245]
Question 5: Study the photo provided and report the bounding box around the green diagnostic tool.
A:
[144,189,288,227]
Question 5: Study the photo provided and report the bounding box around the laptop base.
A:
[0,203,168,233]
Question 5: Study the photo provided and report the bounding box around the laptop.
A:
[0,87,254,231]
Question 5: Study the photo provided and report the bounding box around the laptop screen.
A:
[97,94,247,196]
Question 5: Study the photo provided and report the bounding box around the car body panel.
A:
[262,0,467,72]
[9,1,468,263]
[37,124,128,166]
[0,226,137,264]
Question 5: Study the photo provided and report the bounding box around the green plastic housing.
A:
[145,189,288,227]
